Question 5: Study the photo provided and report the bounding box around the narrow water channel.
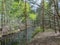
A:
[1,27,35,45]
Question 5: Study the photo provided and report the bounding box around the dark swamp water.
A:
[0,27,35,45]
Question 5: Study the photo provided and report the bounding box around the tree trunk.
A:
[53,0,60,32]
[24,0,28,45]
[41,0,45,32]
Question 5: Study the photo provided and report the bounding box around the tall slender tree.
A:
[53,0,60,33]
[41,0,45,32]
[23,0,28,45]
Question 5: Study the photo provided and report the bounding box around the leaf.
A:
[29,13,37,20]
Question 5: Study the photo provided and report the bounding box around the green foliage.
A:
[29,13,37,20]
[10,1,31,20]
[32,27,43,38]
[44,1,49,9]
[14,0,19,2]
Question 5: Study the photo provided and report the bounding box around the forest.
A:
[0,0,60,45]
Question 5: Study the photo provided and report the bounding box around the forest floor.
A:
[29,31,60,45]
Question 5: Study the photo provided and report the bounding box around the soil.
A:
[29,32,60,45]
